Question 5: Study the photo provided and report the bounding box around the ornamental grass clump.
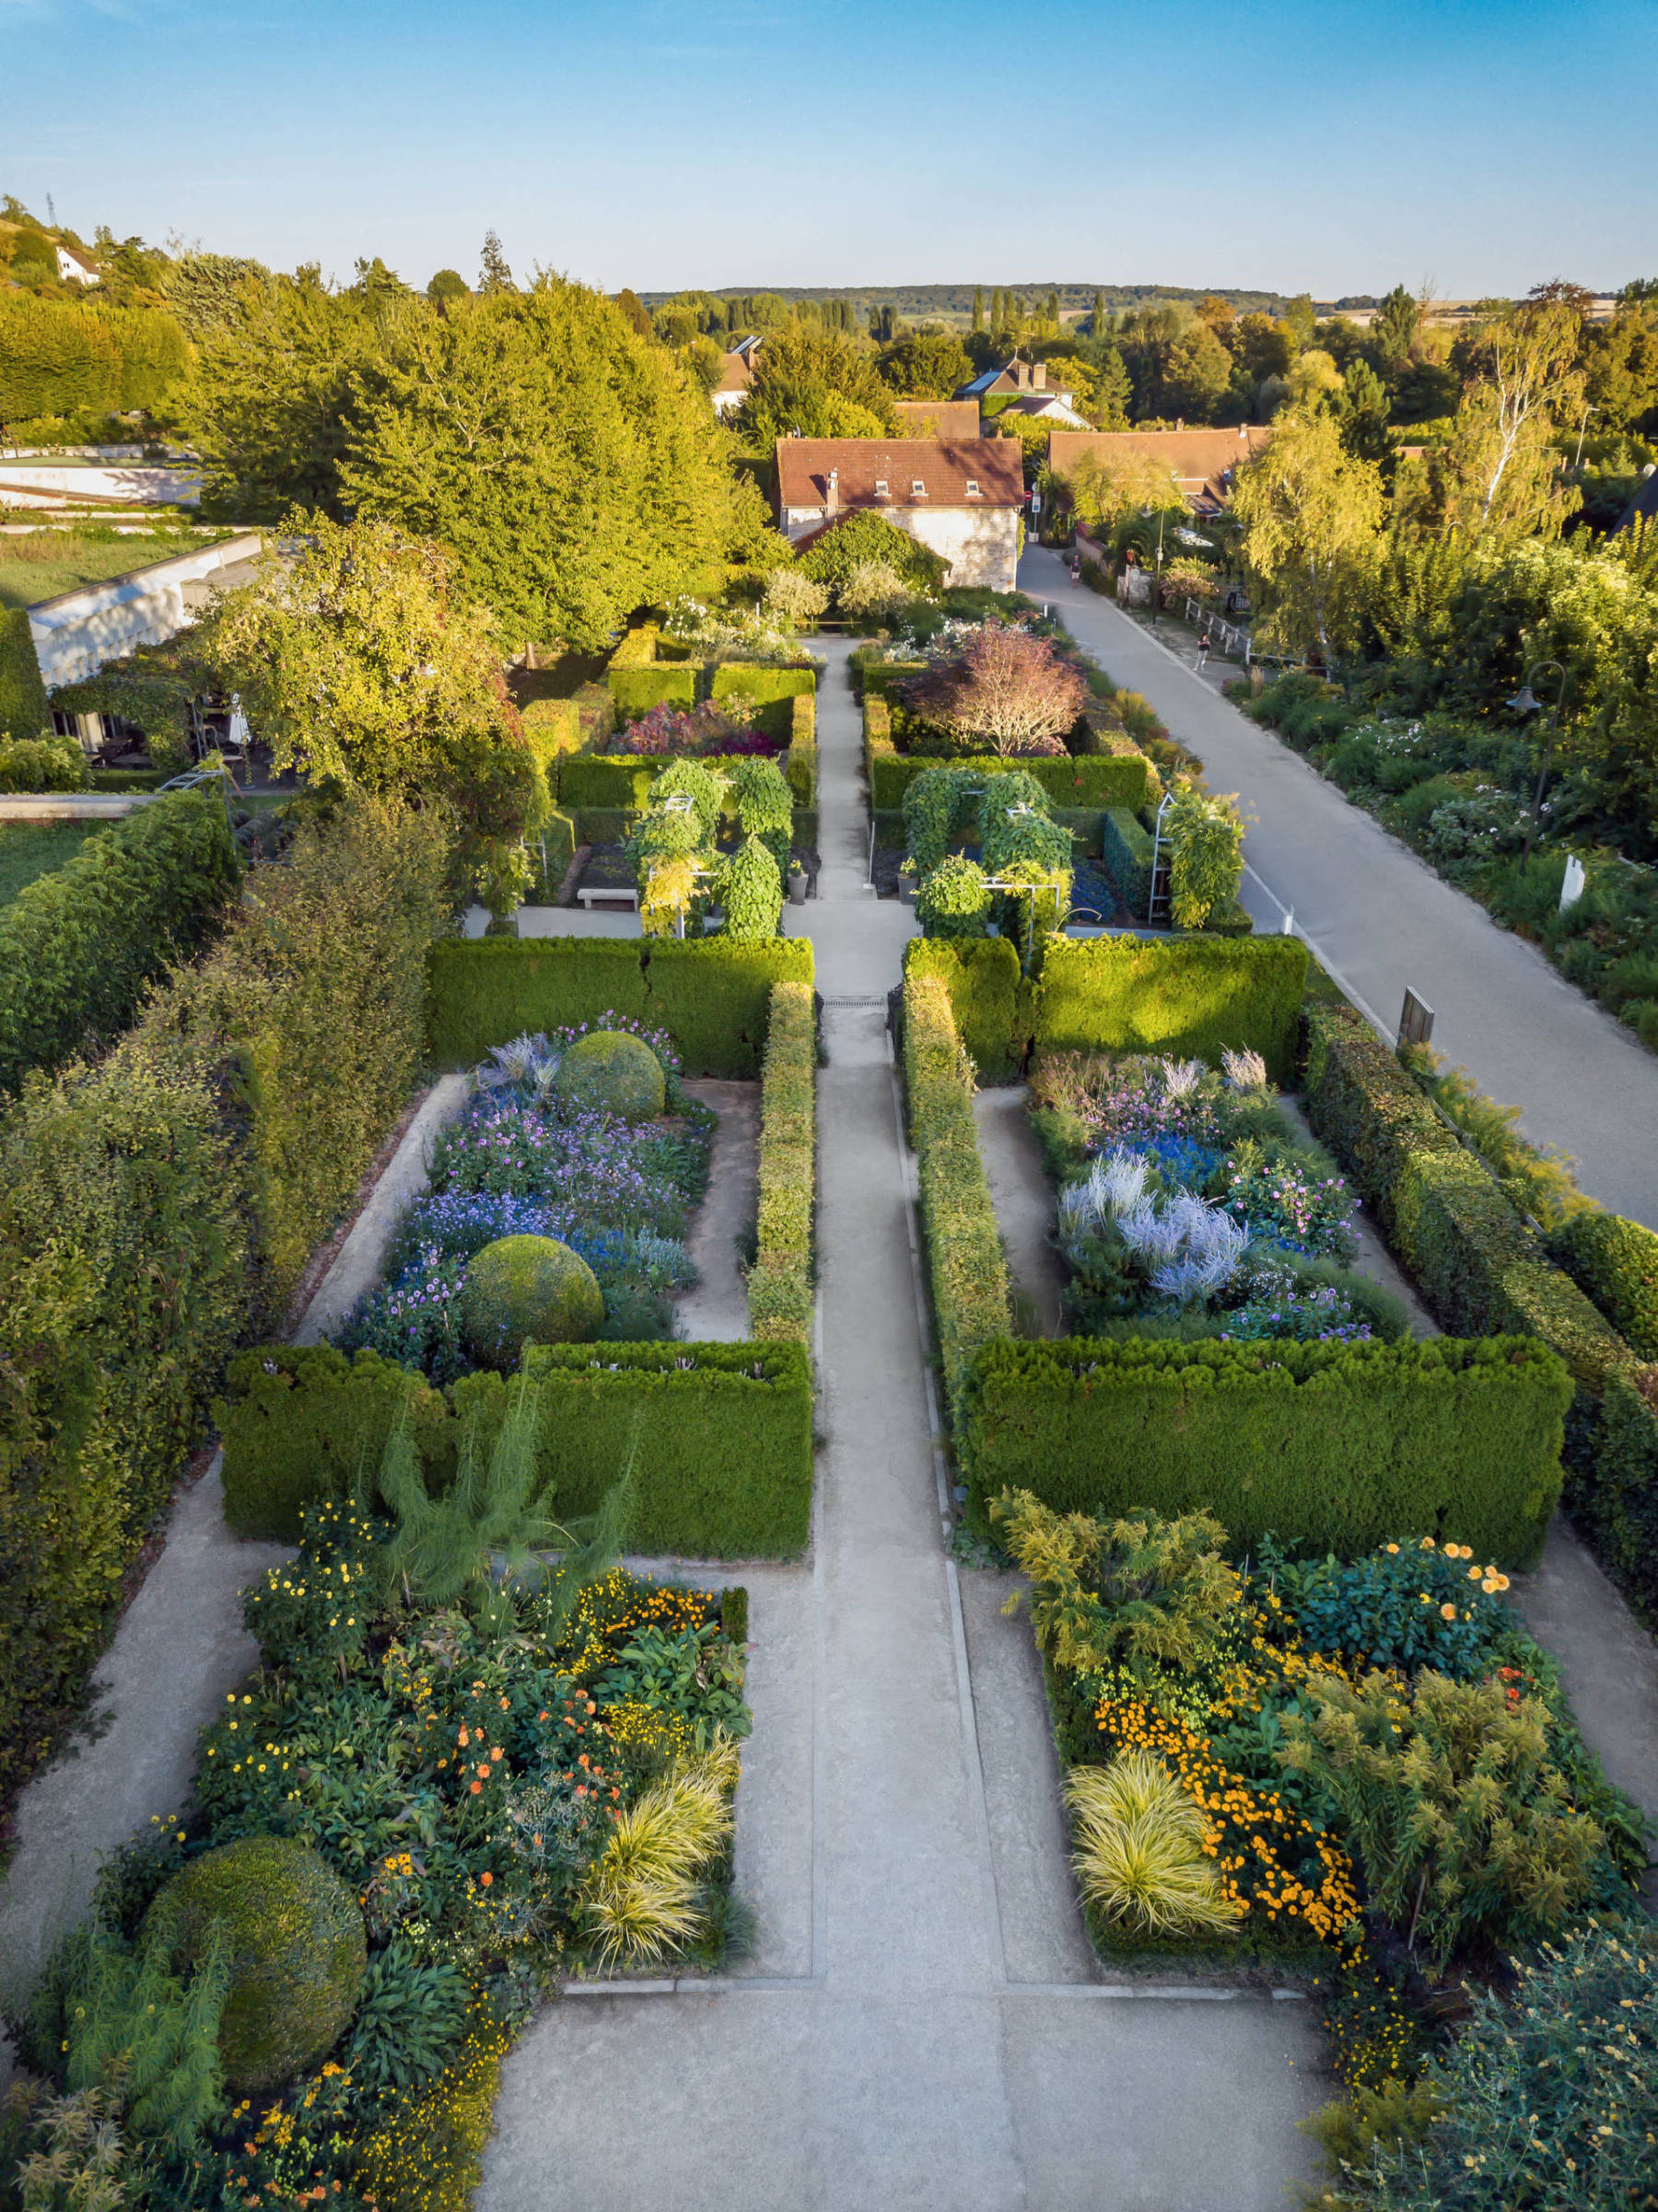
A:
[1064,1751,1240,1939]
[578,1735,740,1969]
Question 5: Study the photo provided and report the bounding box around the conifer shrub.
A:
[553,1029,666,1122]
[461,1235,603,1368]
[156,1837,367,2093]
[1547,1211,1658,1359]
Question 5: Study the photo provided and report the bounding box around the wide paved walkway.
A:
[480,638,1323,2212]
[1021,545,1658,1228]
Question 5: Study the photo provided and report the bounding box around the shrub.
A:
[916,852,991,939]
[461,1235,604,1368]
[728,755,794,872]
[1304,1923,1658,2212]
[425,936,815,1078]
[718,833,784,942]
[610,665,698,721]
[750,979,814,1342]
[553,1029,666,1123]
[518,697,582,767]
[902,967,1013,1419]
[0,728,89,792]
[0,607,48,742]
[156,1837,367,2093]
[1580,1371,1658,1611]
[1098,806,1154,915]
[1279,1671,1602,1967]
[1064,1754,1240,1940]
[1036,934,1309,1083]
[1547,1211,1658,1358]
[797,509,948,601]
[1164,783,1244,930]
[905,934,1028,1081]
[902,624,1088,756]
[762,568,830,627]
[0,789,240,1096]
[960,1335,1571,1564]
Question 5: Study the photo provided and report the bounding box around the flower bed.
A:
[6,1410,754,2210]
[996,1494,1648,2133]
[1033,1047,1394,1346]
[340,1019,712,1386]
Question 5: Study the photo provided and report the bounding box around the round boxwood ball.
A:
[553,1030,666,1123]
[461,1233,603,1369]
[153,1835,366,2093]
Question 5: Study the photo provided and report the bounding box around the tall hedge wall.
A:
[709,664,816,708]
[866,712,1152,817]
[903,966,1013,1419]
[749,980,815,1342]
[426,935,814,1077]
[1098,806,1154,915]
[0,802,451,1811]
[785,692,817,809]
[0,790,241,1098]
[962,1335,1571,1567]
[900,931,1307,1084]
[0,293,189,418]
[610,666,698,720]
[218,1340,816,1558]
[0,609,48,742]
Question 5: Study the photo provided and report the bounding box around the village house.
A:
[892,398,981,439]
[711,333,763,415]
[775,436,1024,589]
[53,241,99,285]
[1045,425,1272,520]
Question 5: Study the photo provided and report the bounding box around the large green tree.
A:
[1232,405,1385,659]
[877,331,973,399]
[340,281,744,648]
[733,322,899,446]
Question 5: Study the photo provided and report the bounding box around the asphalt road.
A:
[1021,544,1658,1229]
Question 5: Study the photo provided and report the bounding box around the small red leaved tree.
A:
[905,623,1087,758]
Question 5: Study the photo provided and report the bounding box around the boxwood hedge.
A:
[749,979,815,1343]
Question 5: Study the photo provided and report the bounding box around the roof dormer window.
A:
[965,479,981,497]
[874,478,890,497]
[911,478,927,497]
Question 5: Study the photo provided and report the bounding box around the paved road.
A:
[1022,544,1658,1228]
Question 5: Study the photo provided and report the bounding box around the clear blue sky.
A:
[4,0,1655,298]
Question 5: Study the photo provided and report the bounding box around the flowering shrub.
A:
[902,621,1089,758]
[1223,1147,1358,1260]
[1267,1536,1513,1679]
[603,699,780,758]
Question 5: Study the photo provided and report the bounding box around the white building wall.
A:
[27,533,264,688]
[780,505,1019,591]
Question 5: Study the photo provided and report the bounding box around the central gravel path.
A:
[478,638,1323,2212]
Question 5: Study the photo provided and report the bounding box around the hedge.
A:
[556,744,815,817]
[1587,1373,1658,1614]
[867,724,1153,816]
[607,626,660,670]
[749,979,815,1342]
[610,666,698,720]
[1,609,48,742]
[1303,1008,1629,1391]
[220,1340,816,1558]
[1547,1211,1658,1360]
[903,967,1012,1419]
[0,789,240,1097]
[0,802,451,1811]
[426,935,814,1077]
[1098,806,1154,915]
[961,1335,1571,1566]
[785,691,817,809]
[709,664,815,709]
[1035,934,1307,1083]
[519,698,582,768]
[905,936,1030,1082]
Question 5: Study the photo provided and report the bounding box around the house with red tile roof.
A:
[775,437,1025,589]
[1045,426,1271,518]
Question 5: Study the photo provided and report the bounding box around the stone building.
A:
[775,437,1024,590]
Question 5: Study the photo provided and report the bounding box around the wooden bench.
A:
[575,884,639,912]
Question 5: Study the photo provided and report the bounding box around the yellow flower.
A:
[1441,1603,1457,1621]
[1384,1542,1399,1554]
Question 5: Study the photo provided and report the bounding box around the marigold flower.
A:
[1441,1603,1457,1621]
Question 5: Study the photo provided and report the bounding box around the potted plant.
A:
[787,857,809,906]
[897,857,918,907]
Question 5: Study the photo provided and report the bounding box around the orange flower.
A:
[470,1780,483,1795]
[1441,1602,1457,1621]
[479,1871,494,1887]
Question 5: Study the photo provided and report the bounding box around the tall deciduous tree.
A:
[341,281,746,648]
[876,331,973,398]
[1232,406,1385,660]
[733,321,899,445]
[1429,290,1586,535]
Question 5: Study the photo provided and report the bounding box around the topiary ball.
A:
[153,1836,366,2093]
[461,1233,603,1369]
[553,1030,666,1123]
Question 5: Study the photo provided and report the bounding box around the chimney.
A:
[825,468,839,517]
[1032,361,1046,392]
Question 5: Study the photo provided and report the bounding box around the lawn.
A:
[0,528,217,611]
[0,818,106,904]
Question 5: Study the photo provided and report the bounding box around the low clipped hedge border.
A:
[218,1340,815,1558]
[749,979,815,1342]
[900,931,1308,1085]
[962,1336,1571,1567]
[863,694,1153,816]
[1547,1211,1658,1361]
[426,936,814,1078]
[903,966,1013,1419]
[0,789,240,1095]
[554,720,817,816]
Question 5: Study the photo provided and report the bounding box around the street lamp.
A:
[1507,660,1571,874]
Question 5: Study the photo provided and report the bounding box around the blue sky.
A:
[4,0,1655,298]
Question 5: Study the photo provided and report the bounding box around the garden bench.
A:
[575,884,638,911]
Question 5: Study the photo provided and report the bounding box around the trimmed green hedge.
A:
[1036,934,1307,1082]
[905,936,1029,1082]
[750,979,815,1342]
[785,691,817,809]
[961,1335,1571,1566]
[607,626,660,670]
[221,1340,816,1557]
[610,666,698,720]
[1098,806,1154,915]
[426,935,814,1077]
[903,966,1012,1419]
[520,698,582,767]
[1303,1008,1629,1390]
[0,789,240,1096]
[1547,1212,1658,1361]
[1589,1374,1658,1614]
[0,608,48,742]
[556,745,815,817]
[709,664,815,709]
[873,746,1152,817]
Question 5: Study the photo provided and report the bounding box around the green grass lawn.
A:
[0,529,215,611]
[0,820,107,904]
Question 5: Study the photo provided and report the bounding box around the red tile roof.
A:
[776,437,1022,513]
[893,399,982,439]
[1045,427,1271,500]
[716,352,754,394]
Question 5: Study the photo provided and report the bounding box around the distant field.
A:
[0,820,107,905]
[0,529,210,610]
